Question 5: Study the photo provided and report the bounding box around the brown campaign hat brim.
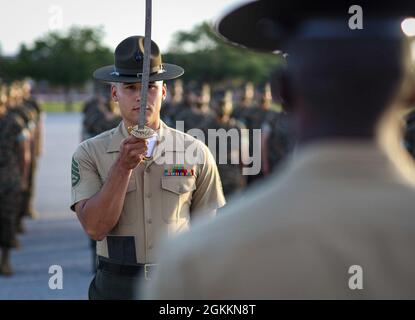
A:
[93,63,184,83]
[216,1,278,52]
[216,0,415,52]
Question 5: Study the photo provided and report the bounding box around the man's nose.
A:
[135,90,141,102]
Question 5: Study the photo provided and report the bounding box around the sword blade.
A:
[139,0,152,129]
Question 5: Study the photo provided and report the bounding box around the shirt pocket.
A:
[118,178,138,226]
[161,176,196,223]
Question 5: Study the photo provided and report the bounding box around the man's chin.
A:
[127,117,153,127]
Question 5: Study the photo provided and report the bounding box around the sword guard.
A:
[127,125,157,161]
[128,125,156,139]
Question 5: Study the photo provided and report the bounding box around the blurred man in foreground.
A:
[145,1,415,299]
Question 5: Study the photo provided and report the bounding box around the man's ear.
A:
[162,83,167,100]
[111,84,118,102]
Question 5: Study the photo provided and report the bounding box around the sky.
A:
[0,0,244,55]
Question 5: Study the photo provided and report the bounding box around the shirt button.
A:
[146,192,151,198]
[148,244,153,250]
[147,218,152,224]
[145,167,151,173]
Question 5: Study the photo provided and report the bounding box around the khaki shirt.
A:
[71,120,225,264]
[145,140,415,299]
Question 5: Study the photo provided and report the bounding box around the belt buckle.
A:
[144,263,158,280]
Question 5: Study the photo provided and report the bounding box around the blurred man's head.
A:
[283,37,410,141]
[22,79,33,100]
[241,82,254,106]
[217,1,415,142]
[183,88,197,107]
[259,83,272,111]
[217,90,233,119]
[170,79,184,103]
[9,81,24,107]
[0,84,8,115]
[196,83,211,109]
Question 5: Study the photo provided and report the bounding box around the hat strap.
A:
[111,65,165,77]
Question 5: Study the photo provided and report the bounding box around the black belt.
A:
[97,256,157,280]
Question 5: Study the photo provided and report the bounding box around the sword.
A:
[139,0,152,130]
[129,0,157,160]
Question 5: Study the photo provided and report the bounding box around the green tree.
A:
[164,22,281,86]
[13,26,113,109]
[0,42,18,82]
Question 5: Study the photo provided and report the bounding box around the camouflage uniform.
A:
[176,83,215,133]
[202,116,247,197]
[232,102,254,127]
[81,98,99,141]
[161,80,184,127]
[171,101,193,128]
[82,97,121,141]
[160,100,188,128]
[241,106,270,184]
[23,97,43,220]
[0,111,26,248]
[160,100,174,127]
[9,103,35,229]
[262,111,294,173]
[232,82,255,126]
[176,106,215,133]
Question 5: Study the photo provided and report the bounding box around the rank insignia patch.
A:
[164,165,194,177]
[71,157,81,187]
